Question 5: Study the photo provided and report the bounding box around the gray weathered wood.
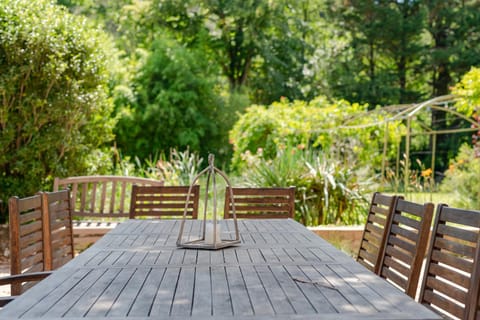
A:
[0,219,442,320]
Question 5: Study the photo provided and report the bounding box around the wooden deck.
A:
[0,219,441,319]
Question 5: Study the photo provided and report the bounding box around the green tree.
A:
[325,0,427,107]
[115,36,231,164]
[0,0,116,220]
[150,0,317,104]
[423,1,480,171]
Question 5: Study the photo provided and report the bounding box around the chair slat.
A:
[423,290,464,319]
[438,223,478,244]
[90,182,97,213]
[19,220,42,237]
[384,245,413,265]
[356,192,399,274]
[434,237,476,258]
[223,187,295,220]
[431,249,473,273]
[389,223,418,243]
[425,276,468,303]
[378,198,434,298]
[130,185,200,219]
[8,194,47,295]
[382,255,410,278]
[381,265,407,290]
[362,229,382,246]
[119,181,127,213]
[43,189,75,271]
[100,182,107,214]
[18,209,42,225]
[386,236,415,259]
[428,261,471,289]
[419,204,480,320]
[19,242,43,260]
[393,213,421,230]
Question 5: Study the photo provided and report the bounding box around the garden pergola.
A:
[342,94,479,191]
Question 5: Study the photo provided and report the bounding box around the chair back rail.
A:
[53,176,164,218]
[378,198,434,298]
[0,271,52,307]
[419,204,480,320]
[129,185,200,219]
[8,194,48,295]
[42,190,75,270]
[357,192,400,274]
[223,187,295,219]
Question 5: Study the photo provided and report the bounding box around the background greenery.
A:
[0,0,115,216]
[1,0,479,223]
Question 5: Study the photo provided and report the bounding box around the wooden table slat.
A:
[0,219,442,320]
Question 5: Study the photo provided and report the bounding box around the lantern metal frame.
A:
[176,154,240,249]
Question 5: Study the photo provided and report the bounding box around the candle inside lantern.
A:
[205,222,221,244]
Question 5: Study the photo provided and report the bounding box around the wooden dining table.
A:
[0,219,441,319]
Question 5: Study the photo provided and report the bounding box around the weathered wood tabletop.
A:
[0,219,441,319]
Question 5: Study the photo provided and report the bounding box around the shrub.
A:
[229,96,402,173]
[439,144,480,210]
[0,0,116,220]
[239,146,372,226]
[114,36,234,166]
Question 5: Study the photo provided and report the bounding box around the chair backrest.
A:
[129,185,200,219]
[223,187,295,219]
[53,176,164,219]
[419,204,480,320]
[357,192,399,274]
[378,198,434,298]
[8,194,48,295]
[42,190,75,270]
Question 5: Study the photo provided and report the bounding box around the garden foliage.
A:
[438,67,480,209]
[229,97,402,225]
[0,0,115,219]
[238,147,372,226]
[114,36,233,165]
[229,97,403,172]
[440,144,480,210]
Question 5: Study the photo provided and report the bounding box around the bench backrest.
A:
[53,176,164,219]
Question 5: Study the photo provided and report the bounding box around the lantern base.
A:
[178,238,241,250]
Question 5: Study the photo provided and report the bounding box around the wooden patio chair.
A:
[42,190,75,270]
[0,194,52,305]
[419,204,480,320]
[129,185,200,219]
[378,198,434,298]
[223,187,295,219]
[357,192,400,274]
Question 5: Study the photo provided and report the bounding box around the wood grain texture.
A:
[378,198,434,298]
[53,176,164,218]
[419,204,480,320]
[129,185,200,219]
[42,190,75,270]
[357,192,400,274]
[224,187,295,219]
[8,194,47,295]
[0,219,441,320]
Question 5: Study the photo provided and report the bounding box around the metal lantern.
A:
[176,154,240,249]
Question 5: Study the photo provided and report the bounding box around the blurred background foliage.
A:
[1,0,480,223]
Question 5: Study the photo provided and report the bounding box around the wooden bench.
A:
[53,176,164,250]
